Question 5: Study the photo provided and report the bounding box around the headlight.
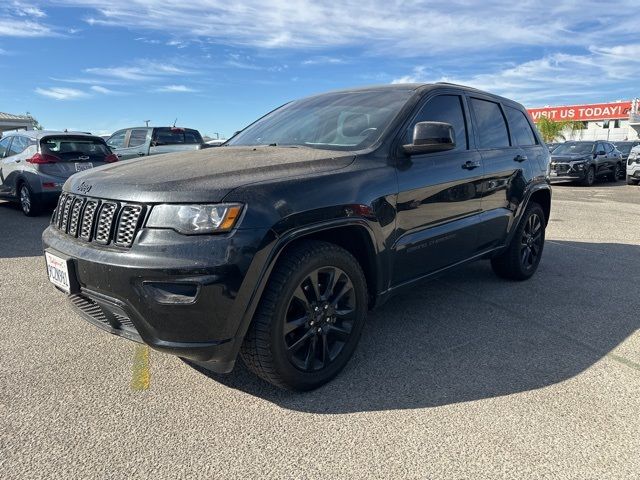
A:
[571,160,587,170]
[147,203,243,234]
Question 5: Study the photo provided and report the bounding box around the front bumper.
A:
[627,161,640,178]
[43,224,270,372]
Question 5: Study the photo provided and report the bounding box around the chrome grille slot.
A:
[114,205,143,247]
[79,200,98,241]
[54,194,144,248]
[94,202,118,245]
[60,195,74,232]
[67,197,85,237]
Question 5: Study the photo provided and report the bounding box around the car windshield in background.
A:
[616,144,637,155]
[41,137,110,160]
[154,128,203,145]
[553,142,594,155]
[227,89,414,151]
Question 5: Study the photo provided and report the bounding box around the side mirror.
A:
[403,121,455,155]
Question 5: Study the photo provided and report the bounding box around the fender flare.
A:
[505,182,551,247]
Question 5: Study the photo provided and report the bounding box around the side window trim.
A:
[0,137,12,158]
[4,137,15,158]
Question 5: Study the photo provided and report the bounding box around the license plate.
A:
[75,162,93,172]
[45,252,71,293]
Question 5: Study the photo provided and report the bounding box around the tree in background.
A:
[25,112,43,130]
[535,117,584,143]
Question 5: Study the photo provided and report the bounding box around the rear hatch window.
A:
[153,128,203,145]
[41,136,112,162]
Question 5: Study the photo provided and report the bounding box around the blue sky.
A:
[1,1,639,138]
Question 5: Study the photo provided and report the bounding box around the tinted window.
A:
[128,129,148,148]
[228,90,413,151]
[154,128,203,145]
[7,136,30,156]
[553,142,594,155]
[470,98,510,149]
[405,95,468,150]
[0,137,12,157]
[41,136,111,161]
[605,143,614,153]
[505,106,537,146]
[107,131,126,148]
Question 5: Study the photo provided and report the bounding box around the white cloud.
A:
[155,84,197,92]
[0,19,54,37]
[35,87,89,100]
[302,56,345,66]
[84,61,190,81]
[90,85,117,94]
[55,1,640,54]
[391,45,640,105]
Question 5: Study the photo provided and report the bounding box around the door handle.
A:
[514,154,528,162]
[462,160,481,170]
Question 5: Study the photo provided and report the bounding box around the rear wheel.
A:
[610,163,622,182]
[241,240,368,391]
[19,183,41,216]
[491,202,545,281]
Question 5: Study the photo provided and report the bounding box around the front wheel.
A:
[491,202,546,281]
[627,175,639,186]
[581,166,595,186]
[241,240,368,391]
[610,163,622,182]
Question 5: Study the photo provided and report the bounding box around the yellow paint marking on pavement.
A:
[131,345,150,391]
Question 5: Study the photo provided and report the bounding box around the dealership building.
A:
[527,99,640,142]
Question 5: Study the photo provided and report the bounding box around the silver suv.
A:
[0,131,117,216]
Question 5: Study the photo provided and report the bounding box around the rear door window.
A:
[7,136,30,156]
[41,136,111,161]
[470,98,510,149]
[505,106,537,146]
[128,129,148,148]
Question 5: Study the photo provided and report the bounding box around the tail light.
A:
[104,153,119,163]
[27,153,60,164]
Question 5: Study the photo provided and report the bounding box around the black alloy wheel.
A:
[520,211,543,272]
[241,240,368,391]
[284,266,356,372]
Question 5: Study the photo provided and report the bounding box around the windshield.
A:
[227,90,413,151]
[552,142,594,155]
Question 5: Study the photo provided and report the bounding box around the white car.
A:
[627,145,640,185]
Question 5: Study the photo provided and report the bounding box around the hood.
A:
[550,153,592,163]
[64,146,355,203]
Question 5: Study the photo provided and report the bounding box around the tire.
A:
[610,163,622,182]
[241,240,368,391]
[491,202,546,281]
[581,166,595,186]
[627,175,639,186]
[18,182,42,217]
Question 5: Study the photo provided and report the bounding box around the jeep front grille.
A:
[52,193,145,248]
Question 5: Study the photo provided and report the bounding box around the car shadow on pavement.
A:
[0,201,52,258]
[188,240,640,413]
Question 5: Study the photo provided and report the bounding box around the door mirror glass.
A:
[403,121,455,155]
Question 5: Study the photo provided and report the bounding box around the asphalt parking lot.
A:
[1,182,639,479]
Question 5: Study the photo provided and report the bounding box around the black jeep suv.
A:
[43,83,551,390]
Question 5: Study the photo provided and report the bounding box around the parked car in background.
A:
[627,145,640,185]
[43,83,551,390]
[549,140,623,186]
[0,131,117,216]
[106,126,206,160]
[614,141,640,163]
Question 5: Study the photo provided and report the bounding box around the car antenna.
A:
[172,118,178,128]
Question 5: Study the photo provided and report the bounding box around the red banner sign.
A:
[527,101,632,122]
